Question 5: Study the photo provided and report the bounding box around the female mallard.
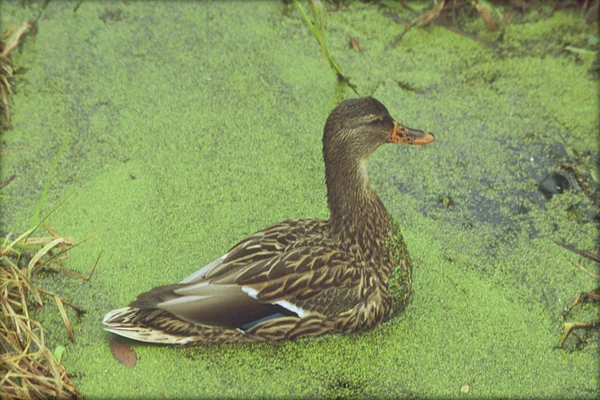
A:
[103,97,434,345]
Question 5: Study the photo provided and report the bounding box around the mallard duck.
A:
[103,97,435,345]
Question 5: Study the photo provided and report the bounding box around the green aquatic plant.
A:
[292,0,359,96]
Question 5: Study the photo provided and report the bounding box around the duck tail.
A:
[102,307,195,345]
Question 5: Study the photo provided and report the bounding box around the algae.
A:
[0,0,598,398]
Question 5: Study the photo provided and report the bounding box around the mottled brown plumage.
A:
[103,97,435,345]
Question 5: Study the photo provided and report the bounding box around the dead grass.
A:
[384,0,599,47]
[555,241,600,348]
[0,20,35,129]
[1,224,100,399]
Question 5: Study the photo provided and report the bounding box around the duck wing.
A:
[121,219,363,331]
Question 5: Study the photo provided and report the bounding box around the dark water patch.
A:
[538,172,570,200]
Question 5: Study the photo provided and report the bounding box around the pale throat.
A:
[357,157,370,191]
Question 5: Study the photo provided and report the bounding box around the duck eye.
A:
[369,115,393,128]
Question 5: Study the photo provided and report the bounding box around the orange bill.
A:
[389,121,435,145]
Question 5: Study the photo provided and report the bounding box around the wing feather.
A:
[126,219,363,330]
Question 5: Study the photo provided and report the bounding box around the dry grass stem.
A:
[558,321,600,348]
[0,20,35,126]
[557,240,600,348]
[389,0,509,46]
[1,21,34,58]
[418,0,446,27]
[555,241,600,263]
[0,224,99,399]
[571,261,600,281]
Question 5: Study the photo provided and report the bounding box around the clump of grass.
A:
[0,1,52,128]
[0,20,35,128]
[384,0,503,46]
[0,222,100,399]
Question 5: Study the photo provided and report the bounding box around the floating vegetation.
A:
[0,223,100,399]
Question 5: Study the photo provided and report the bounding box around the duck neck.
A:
[325,155,389,252]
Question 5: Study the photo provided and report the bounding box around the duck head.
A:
[323,97,435,162]
[322,97,435,235]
